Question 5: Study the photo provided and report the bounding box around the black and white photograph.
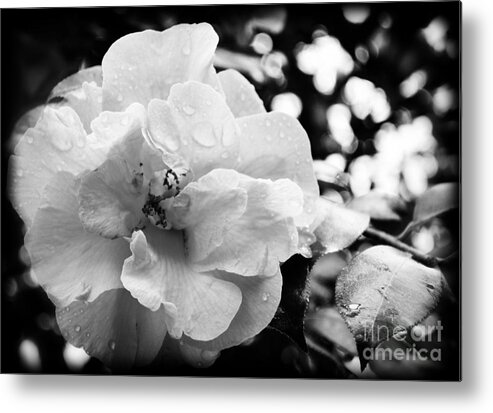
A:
[1,1,461,382]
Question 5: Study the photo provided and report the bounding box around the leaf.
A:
[348,191,407,221]
[335,245,443,370]
[413,182,459,223]
[313,197,370,254]
[305,307,357,357]
[267,254,312,352]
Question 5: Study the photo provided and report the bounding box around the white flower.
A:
[8,23,323,369]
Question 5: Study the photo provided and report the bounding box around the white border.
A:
[2,0,492,411]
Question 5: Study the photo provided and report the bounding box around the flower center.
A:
[142,166,191,229]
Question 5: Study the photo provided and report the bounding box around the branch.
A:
[363,227,439,267]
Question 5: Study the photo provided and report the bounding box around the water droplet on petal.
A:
[74,325,81,332]
[262,293,270,302]
[221,151,230,159]
[26,136,34,144]
[108,340,116,351]
[192,122,216,147]
[51,135,73,151]
[182,104,195,116]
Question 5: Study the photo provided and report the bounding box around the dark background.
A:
[1,2,460,378]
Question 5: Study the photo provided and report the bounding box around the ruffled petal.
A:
[78,157,147,239]
[169,169,303,277]
[56,82,102,133]
[121,228,242,341]
[184,270,282,351]
[218,69,266,117]
[236,112,319,228]
[148,81,240,178]
[102,24,221,112]
[49,66,102,97]
[56,289,167,370]
[25,172,130,307]
[90,102,165,175]
[8,106,107,227]
[48,66,103,133]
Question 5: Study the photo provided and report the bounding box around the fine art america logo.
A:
[361,321,444,362]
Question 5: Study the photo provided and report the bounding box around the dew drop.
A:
[108,340,116,351]
[26,136,34,144]
[182,104,195,116]
[192,122,216,147]
[261,293,269,302]
[221,151,230,159]
[51,135,73,151]
[85,332,90,338]
[74,325,81,333]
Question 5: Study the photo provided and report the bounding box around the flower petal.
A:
[121,228,242,341]
[48,66,103,133]
[236,111,319,227]
[56,289,167,370]
[148,81,240,178]
[49,66,102,97]
[102,24,221,111]
[78,157,147,239]
[25,171,130,307]
[8,106,106,227]
[218,69,266,117]
[55,82,102,133]
[184,270,282,351]
[169,169,303,277]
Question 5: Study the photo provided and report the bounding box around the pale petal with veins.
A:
[26,172,130,307]
[121,228,242,341]
[169,169,303,277]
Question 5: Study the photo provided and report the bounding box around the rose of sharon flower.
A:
[8,23,368,370]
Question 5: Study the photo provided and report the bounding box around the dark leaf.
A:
[335,246,443,370]
[305,307,357,357]
[413,182,459,223]
[348,191,407,221]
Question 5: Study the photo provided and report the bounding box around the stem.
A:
[363,227,439,267]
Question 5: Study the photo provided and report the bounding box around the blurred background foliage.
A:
[1,3,460,378]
